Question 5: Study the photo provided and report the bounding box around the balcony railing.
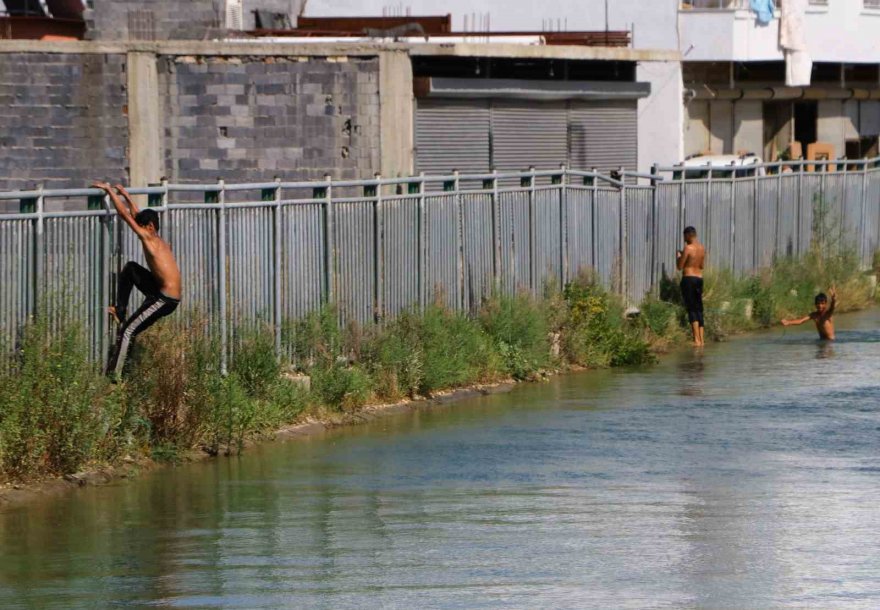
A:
[681,0,828,9]
[680,0,747,9]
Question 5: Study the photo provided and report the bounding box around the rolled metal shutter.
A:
[568,101,638,174]
[415,99,491,176]
[491,100,569,176]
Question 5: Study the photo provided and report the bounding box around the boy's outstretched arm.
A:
[781,315,812,326]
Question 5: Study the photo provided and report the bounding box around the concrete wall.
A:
[0,52,128,192]
[160,54,380,183]
[684,99,763,158]
[733,100,762,156]
[636,60,683,172]
[818,100,846,159]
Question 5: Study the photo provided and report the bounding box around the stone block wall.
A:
[159,55,380,183]
[84,0,222,41]
[84,0,304,41]
[0,53,128,192]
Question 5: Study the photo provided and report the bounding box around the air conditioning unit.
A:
[225,0,243,30]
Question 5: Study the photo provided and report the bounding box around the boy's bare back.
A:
[139,233,181,299]
[679,242,706,277]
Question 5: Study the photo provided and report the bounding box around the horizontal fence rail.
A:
[1,158,879,367]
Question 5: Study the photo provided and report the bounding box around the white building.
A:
[303,0,880,168]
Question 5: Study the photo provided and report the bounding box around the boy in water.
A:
[781,288,837,340]
[92,182,182,377]
[676,226,706,346]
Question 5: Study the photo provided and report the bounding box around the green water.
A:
[2,310,880,609]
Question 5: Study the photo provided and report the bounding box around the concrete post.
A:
[378,51,414,184]
[126,52,162,195]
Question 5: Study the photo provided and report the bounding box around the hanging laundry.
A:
[780,0,812,86]
[750,0,776,25]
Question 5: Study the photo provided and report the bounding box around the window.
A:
[225,0,243,30]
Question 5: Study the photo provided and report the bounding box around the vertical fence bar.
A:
[650,164,659,292]
[820,162,827,247]
[99,192,111,364]
[559,163,568,288]
[730,168,737,273]
[323,174,335,306]
[372,173,383,321]
[417,172,426,310]
[774,162,782,260]
[271,177,282,358]
[528,166,536,295]
[618,167,627,299]
[453,170,464,311]
[216,179,228,375]
[490,169,501,292]
[796,160,804,255]
[591,167,598,269]
[860,161,869,267]
[751,168,758,272]
[34,185,45,317]
[678,165,685,237]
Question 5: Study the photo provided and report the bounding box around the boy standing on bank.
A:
[92,182,182,378]
[781,288,837,340]
[676,226,706,346]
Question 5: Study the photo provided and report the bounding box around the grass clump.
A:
[0,320,121,480]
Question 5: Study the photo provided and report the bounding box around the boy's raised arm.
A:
[91,182,148,238]
[825,287,837,318]
[113,184,140,216]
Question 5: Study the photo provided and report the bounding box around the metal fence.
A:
[2,158,879,368]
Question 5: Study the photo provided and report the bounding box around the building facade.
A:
[306,0,880,164]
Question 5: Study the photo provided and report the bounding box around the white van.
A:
[676,153,766,179]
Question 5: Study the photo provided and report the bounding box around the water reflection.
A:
[816,340,835,359]
[2,310,880,608]
[677,349,706,397]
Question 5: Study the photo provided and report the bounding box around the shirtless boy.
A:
[781,288,837,340]
[92,182,182,377]
[676,226,706,346]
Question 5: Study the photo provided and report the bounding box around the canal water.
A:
[2,310,880,609]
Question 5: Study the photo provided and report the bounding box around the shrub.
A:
[363,314,424,400]
[0,320,110,479]
[127,316,221,449]
[479,293,550,380]
[311,363,372,412]
[284,305,340,367]
[417,305,496,394]
[230,327,279,399]
[560,276,654,368]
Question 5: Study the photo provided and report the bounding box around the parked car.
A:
[675,153,766,179]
